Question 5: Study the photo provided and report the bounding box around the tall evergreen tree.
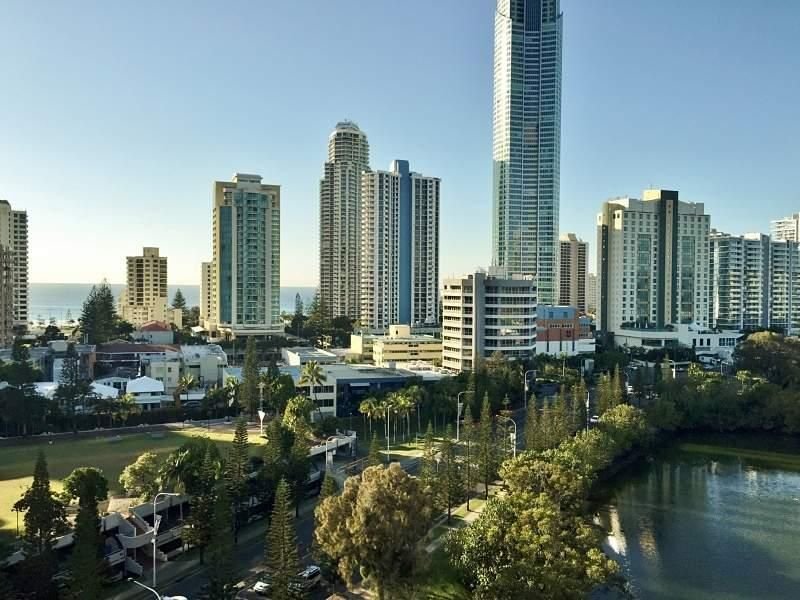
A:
[172,289,187,311]
[294,293,304,317]
[419,422,439,498]
[78,282,118,344]
[67,469,107,600]
[266,479,300,600]
[612,364,625,406]
[241,337,260,418]
[205,486,236,600]
[460,403,475,511]
[286,435,310,517]
[571,379,588,432]
[476,394,498,500]
[524,395,540,450]
[320,472,338,498]
[184,449,218,563]
[55,343,90,433]
[225,417,250,541]
[440,425,463,523]
[13,451,67,555]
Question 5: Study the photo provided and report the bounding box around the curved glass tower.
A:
[492,0,562,305]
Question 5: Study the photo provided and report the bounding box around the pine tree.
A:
[241,337,260,418]
[184,449,218,563]
[612,364,625,406]
[172,289,187,311]
[205,486,236,600]
[440,425,464,523]
[266,479,300,600]
[320,472,338,498]
[571,379,588,432]
[55,343,89,434]
[539,398,554,450]
[225,417,250,542]
[286,435,310,517]
[78,282,118,344]
[294,293,304,317]
[418,422,438,494]
[552,387,571,445]
[476,394,498,500]
[13,451,67,555]
[367,432,383,467]
[68,486,105,600]
[524,395,540,450]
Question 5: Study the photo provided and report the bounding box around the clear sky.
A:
[1,1,798,286]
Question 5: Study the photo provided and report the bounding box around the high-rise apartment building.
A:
[210,173,281,338]
[0,200,28,327]
[586,273,597,314]
[709,231,770,331]
[118,247,181,327]
[771,213,800,242]
[200,261,214,326]
[360,160,440,332]
[319,121,370,320]
[769,240,800,335]
[442,269,537,373]
[558,233,587,312]
[492,0,563,304]
[0,247,14,345]
[597,190,710,336]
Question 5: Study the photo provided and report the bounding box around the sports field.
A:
[0,425,264,540]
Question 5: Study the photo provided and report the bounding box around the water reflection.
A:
[597,439,800,599]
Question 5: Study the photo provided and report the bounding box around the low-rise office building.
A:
[372,324,442,367]
[441,269,537,373]
[536,305,595,356]
[613,323,742,360]
[281,346,339,367]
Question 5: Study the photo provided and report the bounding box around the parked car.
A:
[297,565,321,589]
[252,580,271,596]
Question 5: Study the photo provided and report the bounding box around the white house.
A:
[126,376,168,411]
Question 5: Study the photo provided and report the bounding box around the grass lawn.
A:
[0,426,264,539]
[415,547,470,599]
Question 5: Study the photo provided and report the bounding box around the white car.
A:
[252,580,271,596]
[298,565,321,588]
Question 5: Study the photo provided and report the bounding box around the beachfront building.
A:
[0,199,29,328]
[208,174,282,339]
[118,247,182,328]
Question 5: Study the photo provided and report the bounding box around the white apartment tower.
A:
[768,240,800,335]
[360,160,440,332]
[319,121,370,320]
[0,200,28,327]
[771,213,800,243]
[597,190,710,336]
[442,270,537,373]
[558,233,587,312]
[211,173,281,337]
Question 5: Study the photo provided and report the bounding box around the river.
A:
[597,434,800,599]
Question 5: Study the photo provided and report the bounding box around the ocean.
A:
[28,283,317,323]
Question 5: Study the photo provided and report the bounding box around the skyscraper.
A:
[211,173,281,338]
[558,233,587,312]
[0,200,28,327]
[319,121,370,320]
[492,0,563,304]
[360,160,440,331]
[200,261,214,326]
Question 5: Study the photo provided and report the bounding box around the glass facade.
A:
[492,0,562,304]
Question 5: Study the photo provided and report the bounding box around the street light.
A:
[523,369,536,409]
[127,578,188,600]
[151,492,181,588]
[495,414,517,459]
[456,391,474,442]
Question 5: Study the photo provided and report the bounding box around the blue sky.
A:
[1,0,798,286]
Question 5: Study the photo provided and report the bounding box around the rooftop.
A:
[96,342,180,355]
[126,376,165,394]
[138,321,171,332]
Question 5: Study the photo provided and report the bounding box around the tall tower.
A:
[0,200,28,327]
[492,0,563,304]
[119,247,169,326]
[360,160,440,331]
[558,233,587,312]
[212,173,281,338]
[319,121,370,320]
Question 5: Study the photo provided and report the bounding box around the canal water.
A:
[596,434,800,600]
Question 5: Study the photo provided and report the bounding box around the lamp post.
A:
[495,414,517,459]
[523,369,536,409]
[456,391,474,442]
[151,492,180,588]
[127,578,188,600]
[385,404,391,462]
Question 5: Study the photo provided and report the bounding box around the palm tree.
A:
[298,361,326,421]
[359,396,379,435]
[405,385,424,437]
[114,393,141,426]
[173,374,196,410]
[393,392,414,441]
[224,376,241,415]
